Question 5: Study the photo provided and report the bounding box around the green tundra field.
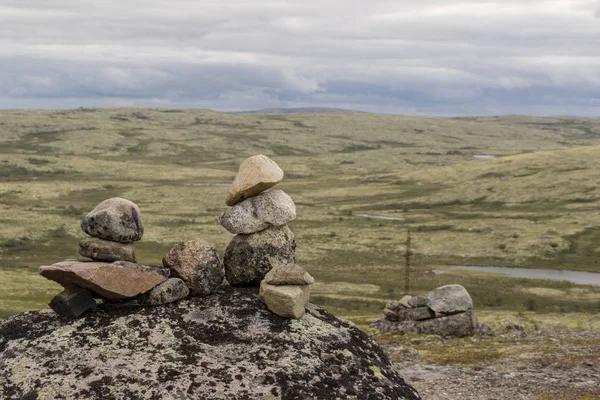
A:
[1,108,600,324]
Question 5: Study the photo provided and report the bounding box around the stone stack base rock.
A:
[220,154,314,318]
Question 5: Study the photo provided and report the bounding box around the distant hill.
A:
[229,107,365,114]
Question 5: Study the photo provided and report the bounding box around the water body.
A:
[472,155,497,160]
[355,214,405,221]
[447,266,600,286]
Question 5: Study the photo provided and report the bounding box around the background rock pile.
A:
[371,284,481,337]
[219,154,314,318]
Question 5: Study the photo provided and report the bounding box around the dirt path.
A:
[376,329,600,400]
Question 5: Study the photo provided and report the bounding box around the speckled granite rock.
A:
[162,239,224,297]
[0,286,420,400]
[81,197,144,243]
[219,189,296,234]
[137,278,189,306]
[79,237,136,262]
[224,226,296,286]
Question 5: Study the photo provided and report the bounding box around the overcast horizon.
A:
[2,1,600,116]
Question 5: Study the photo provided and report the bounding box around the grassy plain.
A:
[1,108,600,321]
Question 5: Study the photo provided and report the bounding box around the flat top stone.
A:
[225,154,284,206]
[39,260,169,301]
[263,262,314,285]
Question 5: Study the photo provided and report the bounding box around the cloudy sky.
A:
[1,0,600,115]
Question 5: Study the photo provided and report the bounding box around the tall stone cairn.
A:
[220,154,313,318]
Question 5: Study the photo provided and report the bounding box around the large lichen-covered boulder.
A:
[0,286,420,400]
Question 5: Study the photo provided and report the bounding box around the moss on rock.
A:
[0,286,420,400]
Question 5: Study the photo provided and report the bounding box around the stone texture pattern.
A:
[410,307,436,321]
[219,189,296,234]
[224,226,296,286]
[427,284,473,314]
[0,286,421,400]
[263,262,314,285]
[225,154,284,206]
[371,311,478,337]
[39,260,169,301]
[81,197,144,243]
[259,281,311,318]
[137,278,189,305]
[79,238,136,262]
[162,239,224,297]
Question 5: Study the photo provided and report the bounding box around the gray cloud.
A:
[1,0,600,115]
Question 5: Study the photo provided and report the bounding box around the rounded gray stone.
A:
[224,225,296,286]
[138,278,189,305]
[162,239,224,297]
[80,197,143,243]
[426,284,473,314]
[219,189,296,234]
[0,286,421,400]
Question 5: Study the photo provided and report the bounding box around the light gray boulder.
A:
[224,225,296,286]
[80,197,143,243]
[219,190,296,234]
[427,284,473,314]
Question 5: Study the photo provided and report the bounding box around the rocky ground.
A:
[376,328,600,400]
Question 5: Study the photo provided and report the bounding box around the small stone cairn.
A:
[39,197,223,319]
[370,284,484,337]
[220,154,314,318]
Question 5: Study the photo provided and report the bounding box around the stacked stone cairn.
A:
[219,154,314,318]
[38,155,313,320]
[39,197,224,319]
[370,284,479,337]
